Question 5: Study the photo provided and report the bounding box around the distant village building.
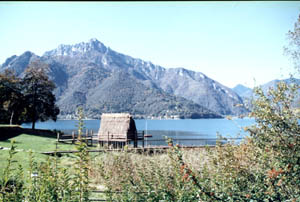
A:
[98,113,143,148]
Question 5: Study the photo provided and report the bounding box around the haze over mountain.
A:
[0,38,249,119]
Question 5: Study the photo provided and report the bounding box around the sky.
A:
[0,1,300,88]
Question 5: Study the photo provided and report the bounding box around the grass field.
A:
[0,125,21,127]
[0,133,77,173]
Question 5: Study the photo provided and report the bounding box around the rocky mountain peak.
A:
[43,38,107,57]
[1,51,38,75]
[2,55,18,67]
[1,39,250,117]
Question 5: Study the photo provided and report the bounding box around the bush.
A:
[246,81,300,200]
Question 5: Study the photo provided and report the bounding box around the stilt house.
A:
[98,113,141,147]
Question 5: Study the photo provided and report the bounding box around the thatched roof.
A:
[98,113,137,140]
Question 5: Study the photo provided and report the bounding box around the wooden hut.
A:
[98,113,142,148]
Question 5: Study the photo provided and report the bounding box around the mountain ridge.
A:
[232,84,252,99]
[1,38,248,118]
[233,78,300,99]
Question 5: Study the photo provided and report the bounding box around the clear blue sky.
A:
[0,1,299,88]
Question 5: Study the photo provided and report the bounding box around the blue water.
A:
[22,118,255,146]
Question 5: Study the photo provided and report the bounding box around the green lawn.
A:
[0,124,21,127]
[0,133,77,173]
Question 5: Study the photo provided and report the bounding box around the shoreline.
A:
[53,117,253,121]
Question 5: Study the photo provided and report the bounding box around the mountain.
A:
[234,79,300,99]
[232,84,253,99]
[1,38,248,118]
[260,78,300,93]
[150,68,246,115]
[233,79,300,109]
[1,51,39,75]
[261,78,300,108]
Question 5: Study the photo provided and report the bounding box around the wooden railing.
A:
[56,129,244,148]
[56,130,95,146]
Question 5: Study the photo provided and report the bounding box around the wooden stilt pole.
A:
[57,132,60,143]
[90,130,93,147]
[72,131,75,144]
[142,131,145,148]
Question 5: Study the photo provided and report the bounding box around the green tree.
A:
[0,69,25,125]
[22,60,59,129]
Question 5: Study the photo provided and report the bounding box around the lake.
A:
[22,118,255,146]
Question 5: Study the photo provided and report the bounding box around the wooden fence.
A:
[56,130,94,146]
[57,131,146,148]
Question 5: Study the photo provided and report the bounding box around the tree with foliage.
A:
[0,69,26,125]
[21,60,59,129]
